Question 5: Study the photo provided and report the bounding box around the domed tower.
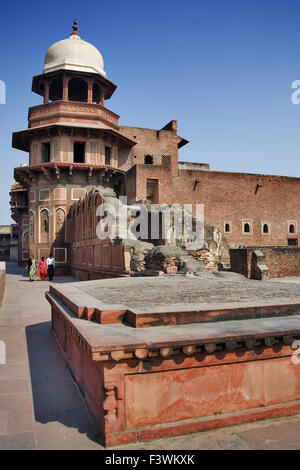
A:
[12,21,135,273]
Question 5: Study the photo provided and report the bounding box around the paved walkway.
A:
[0,263,101,450]
[1,263,300,450]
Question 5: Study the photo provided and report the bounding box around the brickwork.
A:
[230,247,300,279]
[126,164,173,204]
[119,125,181,176]
[173,170,300,247]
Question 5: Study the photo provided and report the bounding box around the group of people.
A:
[26,254,55,282]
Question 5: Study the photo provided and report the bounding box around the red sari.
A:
[38,260,47,281]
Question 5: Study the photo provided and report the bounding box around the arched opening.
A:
[68,78,88,102]
[40,209,49,244]
[55,208,66,242]
[244,223,250,233]
[144,155,153,164]
[22,230,29,249]
[49,78,63,101]
[289,224,295,234]
[225,223,230,233]
[92,83,101,104]
[263,223,269,234]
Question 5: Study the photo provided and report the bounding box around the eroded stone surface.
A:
[75,275,300,309]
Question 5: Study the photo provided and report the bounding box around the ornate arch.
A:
[39,207,50,244]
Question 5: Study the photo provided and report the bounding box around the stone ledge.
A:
[49,279,300,328]
[46,290,300,361]
[127,299,300,328]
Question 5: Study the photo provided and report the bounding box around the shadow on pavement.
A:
[5,262,28,278]
[25,321,102,448]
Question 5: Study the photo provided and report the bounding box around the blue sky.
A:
[1,0,300,223]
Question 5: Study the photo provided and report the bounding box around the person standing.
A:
[28,255,37,281]
[38,256,47,281]
[25,257,32,278]
[47,254,55,281]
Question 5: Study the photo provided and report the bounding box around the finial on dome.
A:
[70,19,80,37]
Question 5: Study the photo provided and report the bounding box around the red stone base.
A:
[47,291,300,446]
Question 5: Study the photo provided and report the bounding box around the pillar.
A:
[44,80,49,104]
[62,75,69,101]
[87,79,93,104]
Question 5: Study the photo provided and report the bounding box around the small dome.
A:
[43,21,106,76]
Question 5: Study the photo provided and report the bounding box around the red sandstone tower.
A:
[11,21,135,273]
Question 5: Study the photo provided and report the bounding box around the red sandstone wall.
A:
[68,191,127,280]
[174,170,300,247]
[50,297,300,447]
[71,240,126,281]
[125,357,300,429]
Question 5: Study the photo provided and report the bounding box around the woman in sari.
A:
[29,255,37,281]
[38,257,47,281]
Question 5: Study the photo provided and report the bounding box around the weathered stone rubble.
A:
[121,200,231,276]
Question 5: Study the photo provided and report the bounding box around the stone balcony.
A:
[28,101,120,130]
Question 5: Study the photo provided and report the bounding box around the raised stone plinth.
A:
[46,275,300,447]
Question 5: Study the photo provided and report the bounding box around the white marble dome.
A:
[43,24,106,76]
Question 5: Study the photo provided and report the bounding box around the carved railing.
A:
[28,101,119,128]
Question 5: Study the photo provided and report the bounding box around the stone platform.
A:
[46,274,300,447]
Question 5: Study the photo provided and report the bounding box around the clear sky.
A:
[1,0,300,223]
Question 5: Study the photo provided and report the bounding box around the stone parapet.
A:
[28,101,120,130]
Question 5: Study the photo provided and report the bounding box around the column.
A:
[44,80,49,104]
[87,78,93,104]
[100,90,105,107]
[62,75,69,101]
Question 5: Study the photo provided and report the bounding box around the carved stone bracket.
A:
[88,166,93,184]
[54,165,60,181]
[67,165,73,183]
[41,166,53,183]
[103,375,125,432]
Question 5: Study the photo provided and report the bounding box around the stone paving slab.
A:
[0,431,36,450]
[113,415,300,450]
[75,275,300,308]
